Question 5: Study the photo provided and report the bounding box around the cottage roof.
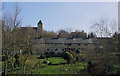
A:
[32,38,99,44]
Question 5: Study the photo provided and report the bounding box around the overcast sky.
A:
[3,2,118,34]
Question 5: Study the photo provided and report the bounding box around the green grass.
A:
[33,62,86,74]
[7,55,86,74]
[47,57,66,64]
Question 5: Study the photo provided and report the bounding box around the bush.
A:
[43,60,49,64]
[22,50,29,55]
[69,50,79,58]
[63,52,74,64]
[25,60,35,70]
[76,49,82,54]
[75,57,80,62]
[14,53,20,67]
[33,61,42,69]
[2,55,6,61]
[48,62,52,65]
[37,55,46,59]
[36,61,41,68]
[40,55,46,59]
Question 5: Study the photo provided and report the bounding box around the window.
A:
[47,49,50,51]
[55,43,58,45]
[68,43,71,46]
[45,52,48,54]
[47,43,51,45]
[85,43,88,46]
[65,44,67,45]
[58,52,61,54]
[55,49,58,51]
[51,52,54,54]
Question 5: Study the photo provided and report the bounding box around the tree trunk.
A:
[12,50,15,71]
[23,65,25,74]
[5,51,8,75]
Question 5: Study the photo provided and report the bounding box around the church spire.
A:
[38,20,43,25]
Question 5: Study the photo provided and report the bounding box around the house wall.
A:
[32,42,96,55]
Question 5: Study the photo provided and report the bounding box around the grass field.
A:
[8,55,86,74]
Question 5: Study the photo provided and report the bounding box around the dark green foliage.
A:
[43,60,49,64]
[76,49,81,54]
[63,52,74,64]
[2,55,6,61]
[48,62,52,65]
[113,33,120,51]
[14,53,20,67]
[87,61,94,74]
[34,61,42,69]
[88,32,96,38]
[70,30,87,38]
[68,50,79,58]
[37,61,41,68]
[58,29,69,38]
[38,54,46,59]
[75,57,80,62]
[40,55,44,59]
[6,56,15,72]
[115,53,120,56]
[43,30,58,38]
[43,60,47,64]
[22,50,29,55]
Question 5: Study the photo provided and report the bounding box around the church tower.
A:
[37,20,44,38]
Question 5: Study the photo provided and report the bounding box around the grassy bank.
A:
[8,55,86,74]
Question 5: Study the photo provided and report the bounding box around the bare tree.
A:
[43,30,57,38]
[2,3,22,75]
[90,17,117,37]
[88,32,96,38]
[58,29,69,38]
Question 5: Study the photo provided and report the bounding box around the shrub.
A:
[22,50,29,55]
[43,60,49,64]
[14,53,20,67]
[37,55,46,59]
[43,60,47,64]
[69,50,79,58]
[40,55,44,59]
[76,49,82,54]
[37,61,41,68]
[75,57,80,62]
[46,55,50,58]
[64,52,74,64]
[48,62,52,65]
[33,61,42,69]
[25,60,35,70]
[2,55,6,61]
[40,55,46,59]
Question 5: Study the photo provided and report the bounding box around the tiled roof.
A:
[33,38,99,44]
